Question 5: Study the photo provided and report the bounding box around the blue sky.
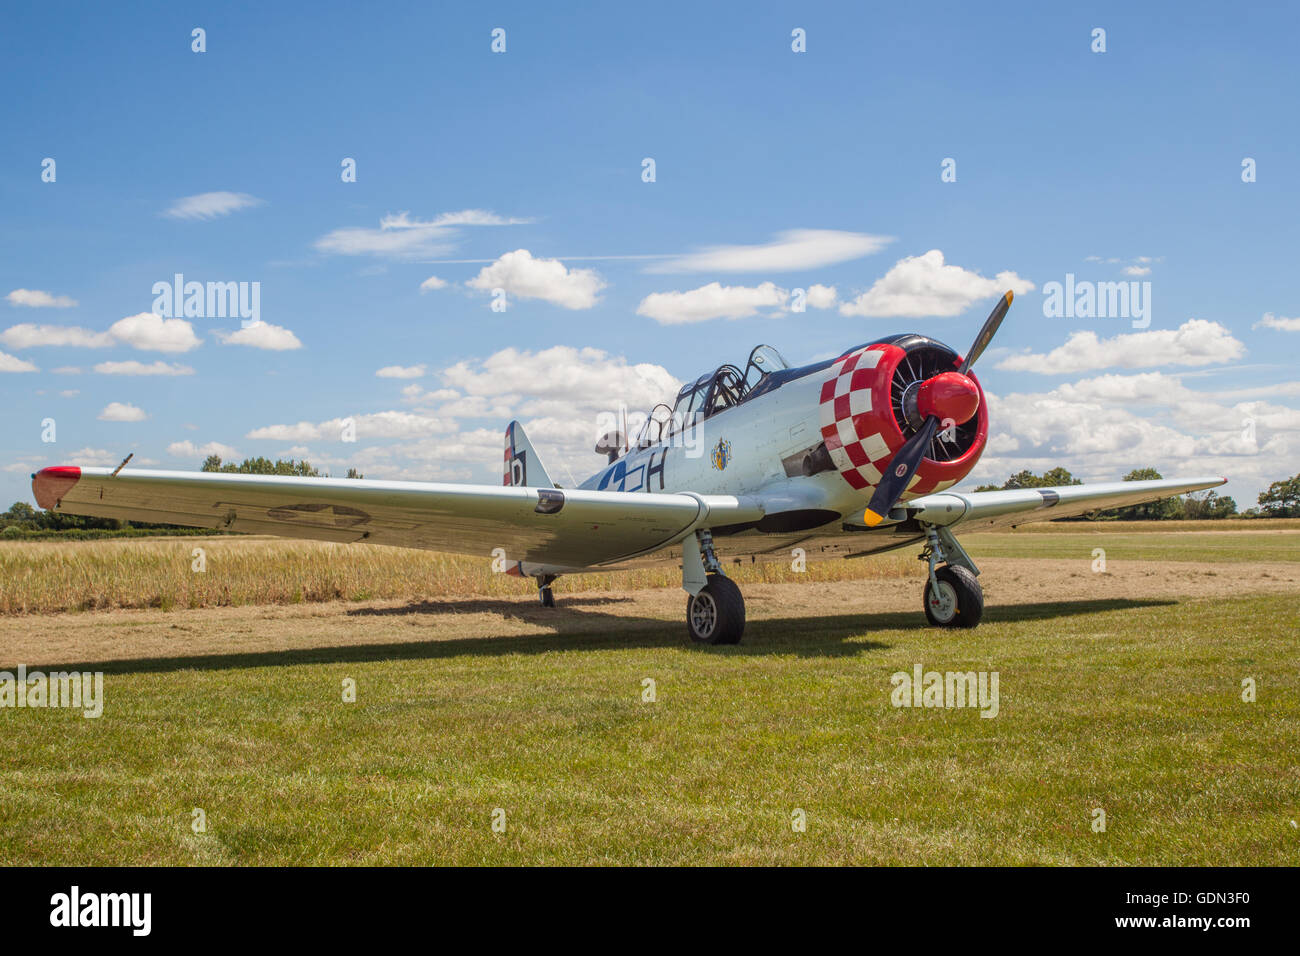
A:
[2,0,1298,507]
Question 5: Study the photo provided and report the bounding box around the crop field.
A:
[0,523,1297,866]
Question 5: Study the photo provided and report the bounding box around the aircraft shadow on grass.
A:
[35,596,1175,676]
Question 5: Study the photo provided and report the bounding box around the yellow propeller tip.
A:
[1004,290,1014,305]
[862,508,885,527]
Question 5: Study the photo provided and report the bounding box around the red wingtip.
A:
[32,465,81,509]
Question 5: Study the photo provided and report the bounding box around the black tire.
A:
[539,586,555,608]
[923,565,983,628]
[685,574,745,645]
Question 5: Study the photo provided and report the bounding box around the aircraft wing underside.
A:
[31,466,765,570]
[33,467,1226,573]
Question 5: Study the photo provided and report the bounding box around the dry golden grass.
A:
[0,535,921,614]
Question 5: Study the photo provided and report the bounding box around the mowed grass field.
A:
[0,522,1297,865]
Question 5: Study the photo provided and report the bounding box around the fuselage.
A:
[577,334,989,537]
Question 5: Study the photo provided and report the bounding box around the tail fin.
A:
[503,420,555,488]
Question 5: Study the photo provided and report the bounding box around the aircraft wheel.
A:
[539,586,555,608]
[923,565,983,628]
[686,574,745,645]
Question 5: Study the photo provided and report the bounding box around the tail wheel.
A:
[539,586,555,608]
[686,574,745,645]
[924,565,983,628]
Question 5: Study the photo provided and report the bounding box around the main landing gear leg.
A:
[536,574,557,609]
[919,525,983,628]
[682,528,745,645]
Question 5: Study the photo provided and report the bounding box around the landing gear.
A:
[536,574,557,608]
[919,525,983,628]
[682,528,746,644]
[923,564,982,627]
[686,574,745,644]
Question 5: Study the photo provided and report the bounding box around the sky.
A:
[2,0,1298,509]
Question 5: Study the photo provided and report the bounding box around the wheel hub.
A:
[689,592,717,637]
[929,580,957,622]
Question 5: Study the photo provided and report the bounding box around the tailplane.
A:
[503,420,555,487]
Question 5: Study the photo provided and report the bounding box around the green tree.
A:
[1258,473,1300,517]
[200,456,322,477]
[1178,490,1237,519]
[973,468,1083,492]
[1112,468,1179,520]
[1,501,38,528]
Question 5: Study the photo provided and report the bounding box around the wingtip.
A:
[32,465,81,509]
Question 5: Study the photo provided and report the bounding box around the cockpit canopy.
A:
[596,345,791,461]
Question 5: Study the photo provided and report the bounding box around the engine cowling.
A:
[817,336,988,499]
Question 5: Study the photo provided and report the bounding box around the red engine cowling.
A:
[817,338,988,499]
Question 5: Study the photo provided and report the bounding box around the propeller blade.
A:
[957,289,1014,375]
[862,416,939,526]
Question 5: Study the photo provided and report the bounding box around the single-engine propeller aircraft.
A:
[33,292,1225,644]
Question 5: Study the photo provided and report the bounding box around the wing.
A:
[903,475,1228,532]
[31,466,764,570]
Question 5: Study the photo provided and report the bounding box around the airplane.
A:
[31,291,1225,644]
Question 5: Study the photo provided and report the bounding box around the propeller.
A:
[861,290,1014,527]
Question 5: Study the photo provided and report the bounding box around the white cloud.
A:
[442,346,679,414]
[377,364,426,379]
[247,411,458,442]
[996,319,1246,374]
[163,191,264,220]
[399,384,459,405]
[315,209,529,259]
[1122,265,1151,276]
[65,447,119,467]
[648,229,892,273]
[969,373,1300,505]
[839,250,1034,318]
[2,314,200,352]
[108,313,202,352]
[60,389,79,397]
[466,249,605,309]
[94,360,195,376]
[419,276,448,292]
[805,284,838,309]
[213,321,302,350]
[0,350,38,372]
[636,281,789,325]
[6,288,77,308]
[244,346,682,485]
[98,402,147,422]
[0,324,114,348]
[1255,313,1300,332]
[168,440,241,460]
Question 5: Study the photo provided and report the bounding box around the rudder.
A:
[503,420,555,488]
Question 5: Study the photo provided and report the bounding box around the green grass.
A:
[1,591,1296,865]
[964,530,1300,564]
